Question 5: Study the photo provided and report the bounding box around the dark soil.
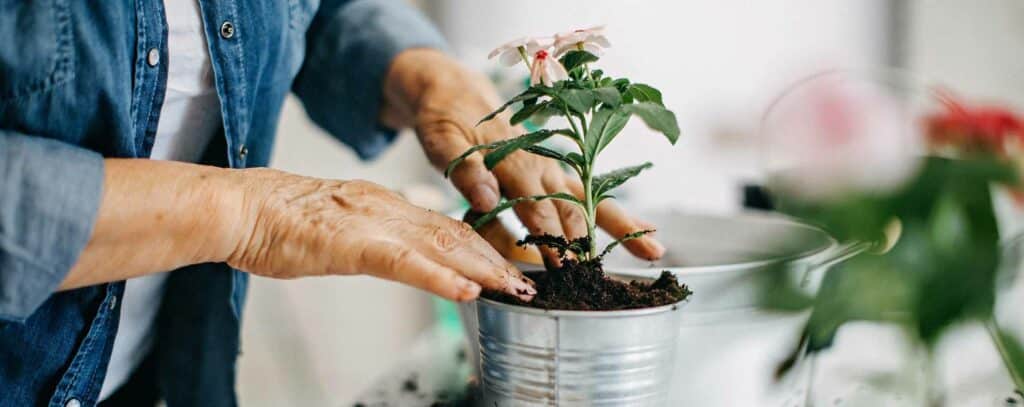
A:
[484,258,691,311]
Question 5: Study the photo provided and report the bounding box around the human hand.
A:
[381,49,666,266]
[226,168,536,302]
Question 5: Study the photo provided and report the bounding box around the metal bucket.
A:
[603,210,861,406]
[460,210,862,406]
[476,276,683,406]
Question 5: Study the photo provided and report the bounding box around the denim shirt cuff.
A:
[294,0,448,160]
[0,134,103,322]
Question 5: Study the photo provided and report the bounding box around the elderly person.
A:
[0,1,664,406]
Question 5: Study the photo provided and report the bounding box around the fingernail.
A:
[542,249,562,269]
[510,274,536,297]
[645,238,666,260]
[470,185,499,212]
[458,278,481,300]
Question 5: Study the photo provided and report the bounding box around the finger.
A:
[635,218,658,237]
[597,200,666,260]
[514,199,566,267]
[565,180,666,261]
[548,173,588,241]
[415,216,536,301]
[471,210,545,265]
[363,244,482,302]
[417,119,501,212]
[497,178,561,267]
[491,155,571,267]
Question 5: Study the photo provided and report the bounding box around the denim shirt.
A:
[0,1,445,406]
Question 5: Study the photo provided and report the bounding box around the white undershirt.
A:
[99,0,222,400]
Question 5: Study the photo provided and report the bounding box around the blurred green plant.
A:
[763,92,1024,393]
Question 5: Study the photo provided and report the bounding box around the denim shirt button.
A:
[65,398,81,407]
[238,145,248,159]
[146,48,160,67]
[220,21,235,39]
[109,295,117,310]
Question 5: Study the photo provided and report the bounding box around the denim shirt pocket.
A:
[0,0,75,102]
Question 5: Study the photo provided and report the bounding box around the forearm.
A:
[60,159,245,290]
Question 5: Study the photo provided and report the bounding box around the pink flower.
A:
[763,74,923,202]
[553,26,611,57]
[529,49,569,87]
[488,37,549,67]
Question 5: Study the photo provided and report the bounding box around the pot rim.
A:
[476,271,685,317]
[476,296,682,317]
[607,211,838,276]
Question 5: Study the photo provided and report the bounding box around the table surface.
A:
[348,320,1024,407]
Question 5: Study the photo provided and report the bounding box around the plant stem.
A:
[517,46,530,67]
[562,106,584,150]
[561,103,597,260]
[576,42,596,85]
[582,165,597,259]
[985,318,1024,392]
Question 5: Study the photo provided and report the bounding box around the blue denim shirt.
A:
[0,1,445,406]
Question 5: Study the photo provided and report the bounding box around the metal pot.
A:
[476,276,683,406]
[460,210,862,406]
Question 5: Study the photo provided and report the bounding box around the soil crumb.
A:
[484,259,691,310]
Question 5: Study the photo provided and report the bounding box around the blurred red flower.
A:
[925,90,1024,155]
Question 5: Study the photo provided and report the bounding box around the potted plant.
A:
[759,71,1024,403]
[445,27,692,405]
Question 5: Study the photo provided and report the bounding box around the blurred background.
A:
[236,1,1024,405]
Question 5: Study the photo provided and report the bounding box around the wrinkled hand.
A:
[226,168,535,302]
[382,49,666,265]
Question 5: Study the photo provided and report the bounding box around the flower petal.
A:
[581,43,604,56]
[553,43,577,57]
[547,59,569,83]
[525,37,552,54]
[487,47,505,60]
[530,59,543,86]
[589,35,611,48]
[499,50,522,66]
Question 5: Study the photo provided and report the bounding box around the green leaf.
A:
[585,107,632,158]
[599,229,654,258]
[612,78,631,92]
[477,87,543,125]
[522,144,564,160]
[990,325,1024,391]
[593,162,653,198]
[523,145,582,173]
[559,50,599,72]
[592,87,622,108]
[565,152,585,168]
[622,102,680,144]
[444,140,503,178]
[626,84,664,106]
[558,88,596,114]
[510,101,550,125]
[483,129,574,170]
[470,193,583,229]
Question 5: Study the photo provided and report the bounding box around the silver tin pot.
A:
[460,210,863,406]
[476,276,683,406]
